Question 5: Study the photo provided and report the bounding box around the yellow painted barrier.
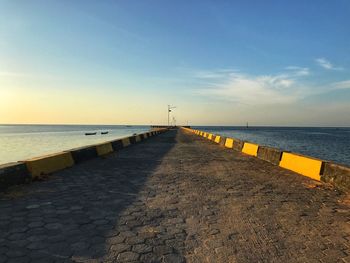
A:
[25,152,74,178]
[214,135,221,143]
[96,142,114,156]
[135,135,141,142]
[122,138,131,147]
[242,142,259,157]
[279,152,322,181]
[208,134,213,140]
[204,133,208,138]
[224,138,234,148]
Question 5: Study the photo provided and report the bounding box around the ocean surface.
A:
[0,125,150,165]
[194,126,350,166]
[1,125,349,167]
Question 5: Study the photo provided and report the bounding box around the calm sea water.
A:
[1,125,350,167]
[195,126,350,166]
[0,125,150,165]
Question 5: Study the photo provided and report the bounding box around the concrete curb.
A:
[182,127,350,192]
[69,145,98,163]
[0,128,169,191]
[0,162,31,191]
[257,146,282,166]
[322,163,350,192]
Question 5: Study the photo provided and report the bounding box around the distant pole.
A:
[168,105,170,127]
[167,105,176,127]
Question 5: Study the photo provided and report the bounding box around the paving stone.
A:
[153,245,173,256]
[162,253,185,263]
[110,243,131,254]
[126,236,145,245]
[0,129,349,262]
[6,248,28,258]
[45,223,63,230]
[132,243,152,254]
[139,252,160,263]
[28,221,45,228]
[7,257,30,263]
[117,251,139,261]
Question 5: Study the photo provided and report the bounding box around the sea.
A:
[193,126,350,166]
[0,125,150,165]
[0,125,349,167]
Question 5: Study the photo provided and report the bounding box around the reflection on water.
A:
[0,125,150,165]
[196,126,350,166]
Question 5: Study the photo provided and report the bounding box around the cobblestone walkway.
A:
[0,129,349,263]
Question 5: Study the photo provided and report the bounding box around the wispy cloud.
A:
[285,66,310,76]
[193,69,238,79]
[331,80,350,90]
[0,71,32,77]
[315,58,344,70]
[0,71,56,80]
[195,69,306,105]
[193,65,350,107]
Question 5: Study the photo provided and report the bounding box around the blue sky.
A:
[1,0,350,126]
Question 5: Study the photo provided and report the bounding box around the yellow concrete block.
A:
[135,135,141,142]
[224,138,234,148]
[208,134,213,140]
[279,152,322,181]
[204,133,208,138]
[25,152,74,178]
[96,142,113,156]
[214,135,221,143]
[242,142,259,157]
[122,138,131,147]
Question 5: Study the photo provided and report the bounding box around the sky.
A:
[0,0,350,126]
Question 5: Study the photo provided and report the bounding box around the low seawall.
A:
[183,127,350,192]
[0,128,169,191]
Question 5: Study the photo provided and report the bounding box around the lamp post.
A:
[167,105,176,127]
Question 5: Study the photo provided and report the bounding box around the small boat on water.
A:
[85,132,97,136]
[101,131,109,135]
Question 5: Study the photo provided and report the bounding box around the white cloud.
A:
[285,66,310,76]
[315,58,344,70]
[331,80,350,90]
[0,71,31,77]
[193,69,238,79]
[196,71,303,105]
[0,71,56,80]
[193,66,350,106]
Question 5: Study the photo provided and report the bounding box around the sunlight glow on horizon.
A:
[1,1,350,126]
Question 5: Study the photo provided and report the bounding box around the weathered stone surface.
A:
[129,136,137,144]
[111,139,124,151]
[257,145,283,165]
[322,162,350,191]
[218,136,227,147]
[0,129,349,262]
[232,139,244,151]
[68,145,97,164]
[0,162,31,191]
